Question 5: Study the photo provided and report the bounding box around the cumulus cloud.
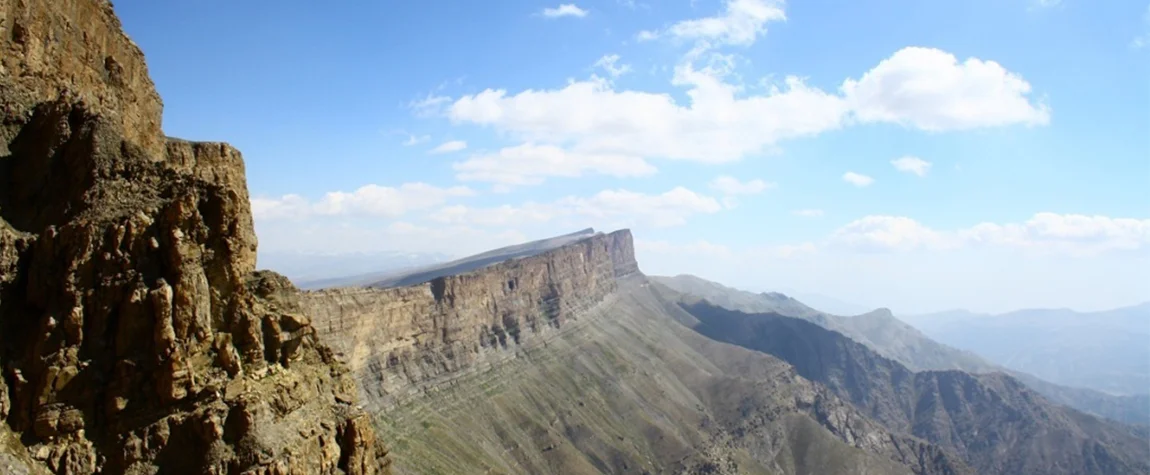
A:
[793,209,824,218]
[709,175,774,195]
[830,213,1150,256]
[432,186,723,228]
[542,4,588,18]
[251,183,475,221]
[890,156,932,177]
[429,140,467,154]
[452,143,656,186]
[594,54,633,78]
[842,172,874,187]
[842,47,1050,131]
[445,46,1046,169]
[449,74,848,164]
[664,0,786,47]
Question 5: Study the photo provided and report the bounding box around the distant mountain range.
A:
[902,304,1150,397]
[651,274,1150,427]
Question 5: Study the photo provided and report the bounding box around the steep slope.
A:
[304,231,970,475]
[652,275,1150,426]
[0,1,387,473]
[668,297,1150,475]
[904,305,1150,396]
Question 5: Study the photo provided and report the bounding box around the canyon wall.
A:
[0,1,388,473]
[301,230,639,410]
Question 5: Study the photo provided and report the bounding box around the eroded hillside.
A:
[665,295,1150,475]
[0,0,388,473]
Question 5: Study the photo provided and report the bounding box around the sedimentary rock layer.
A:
[302,230,638,410]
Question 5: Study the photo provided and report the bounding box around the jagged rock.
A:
[0,0,391,473]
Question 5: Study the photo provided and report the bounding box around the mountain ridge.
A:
[651,274,1150,427]
[664,295,1150,475]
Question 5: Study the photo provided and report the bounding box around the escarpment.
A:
[301,230,639,410]
[0,1,388,473]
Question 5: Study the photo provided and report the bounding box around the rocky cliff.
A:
[0,1,388,473]
[301,230,638,410]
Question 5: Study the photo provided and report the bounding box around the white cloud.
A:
[429,140,468,154]
[1032,0,1062,7]
[709,175,774,195]
[408,93,452,118]
[793,209,824,218]
[449,74,849,164]
[842,47,1050,131]
[452,143,656,186]
[890,156,932,177]
[542,4,588,18]
[842,172,874,187]
[431,203,557,227]
[432,186,723,228]
[636,30,659,41]
[830,213,1150,256]
[594,54,633,78]
[559,187,724,226]
[402,134,430,146]
[445,47,1046,167]
[664,0,786,47]
[831,216,952,252]
[257,219,528,257]
[252,183,475,221]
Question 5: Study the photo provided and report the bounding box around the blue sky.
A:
[113,0,1150,313]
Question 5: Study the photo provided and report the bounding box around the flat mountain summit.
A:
[0,1,1144,475]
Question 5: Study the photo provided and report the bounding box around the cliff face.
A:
[302,230,638,409]
[0,1,387,473]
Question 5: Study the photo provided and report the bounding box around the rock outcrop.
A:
[0,1,388,473]
[302,230,638,410]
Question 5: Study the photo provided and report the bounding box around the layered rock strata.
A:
[0,0,388,473]
[302,230,638,410]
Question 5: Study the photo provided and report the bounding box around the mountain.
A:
[0,1,388,473]
[300,230,973,474]
[903,305,1150,396]
[3,2,1145,474]
[652,275,1150,427]
[258,250,450,289]
[660,294,1150,475]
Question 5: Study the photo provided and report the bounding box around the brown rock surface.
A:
[302,230,638,410]
[0,0,389,473]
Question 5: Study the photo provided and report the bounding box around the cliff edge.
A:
[302,229,639,411]
[0,1,388,473]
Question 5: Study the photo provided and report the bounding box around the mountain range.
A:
[902,305,1150,397]
[1,2,1145,474]
[652,274,1150,428]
